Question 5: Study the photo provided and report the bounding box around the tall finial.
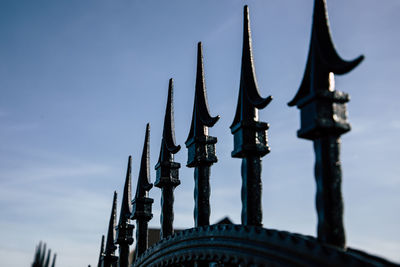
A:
[97,235,105,267]
[288,0,364,109]
[288,0,364,248]
[230,6,272,227]
[185,42,219,227]
[186,42,219,150]
[134,124,152,200]
[115,156,134,267]
[131,124,154,257]
[102,192,118,267]
[155,79,181,238]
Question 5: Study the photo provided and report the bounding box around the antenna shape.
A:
[288,0,364,107]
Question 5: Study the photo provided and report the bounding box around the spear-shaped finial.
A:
[288,0,364,111]
[185,42,219,227]
[97,235,105,267]
[231,5,273,159]
[155,79,181,238]
[102,192,118,267]
[131,124,154,257]
[115,156,134,267]
[288,0,364,248]
[230,6,272,227]
[157,79,181,166]
[186,42,219,152]
[133,124,153,200]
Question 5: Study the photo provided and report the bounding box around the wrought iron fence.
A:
[87,1,398,267]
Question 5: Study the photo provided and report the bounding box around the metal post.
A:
[231,6,272,226]
[155,78,181,239]
[186,42,219,227]
[288,0,364,248]
[131,124,153,257]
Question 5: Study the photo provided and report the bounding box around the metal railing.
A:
[93,1,398,267]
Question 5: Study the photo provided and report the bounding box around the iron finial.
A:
[186,42,219,167]
[115,156,134,267]
[155,79,181,238]
[97,235,105,267]
[186,42,219,145]
[288,0,364,248]
[134,124,153,201]
[155,79,181,187]
[230,5,272,158]
[132,124,154,256]
[103,192,118,266]
[118,156,133,226]
[288,0,364,108]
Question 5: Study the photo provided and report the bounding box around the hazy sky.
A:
[0,0,399,266]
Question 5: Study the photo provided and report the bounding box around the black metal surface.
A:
[230,6,272,226]
[131,124,154,257]
[288,0,364,248]
[185,42,219,227]
[32,242,56,267]
[97,235,104,267]
[88,3,399,267]
[102,192,118,267]
[155,79,181,239]
[115,156,134,267]
[133,225,396,267]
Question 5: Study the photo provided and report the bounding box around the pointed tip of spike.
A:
[135,124,153,199]
[162,78,180,154]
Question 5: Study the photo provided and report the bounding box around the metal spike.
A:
[39,243,46,266]
[231,6,272,132]
[231,5,272,159]
[115,156,134,267]
[118,156,133,225]
[155,80,181,238]
[288,0,364,107]
[134,124,152,200]
[185,42,219,227]
[230,6,272,227]
[103,192,118,267]
[44,249,51,267]
[132,124,154,257]
[51,254,56,267]
[97,235,105,267]
[287,0,364,248]
[186,42,220,146]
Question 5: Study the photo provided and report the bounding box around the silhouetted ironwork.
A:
[115,156,134,267]
[230,5,272,226]
[185,42,219,227]
[89,2,399,267]
[101,192,118,267]
[97,235,104,267]
[288,0,364,248]
[32,242,56,267]
[155,79,181,239]
[131,124,154,257]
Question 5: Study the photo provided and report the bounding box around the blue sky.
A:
[0,0,399,266]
